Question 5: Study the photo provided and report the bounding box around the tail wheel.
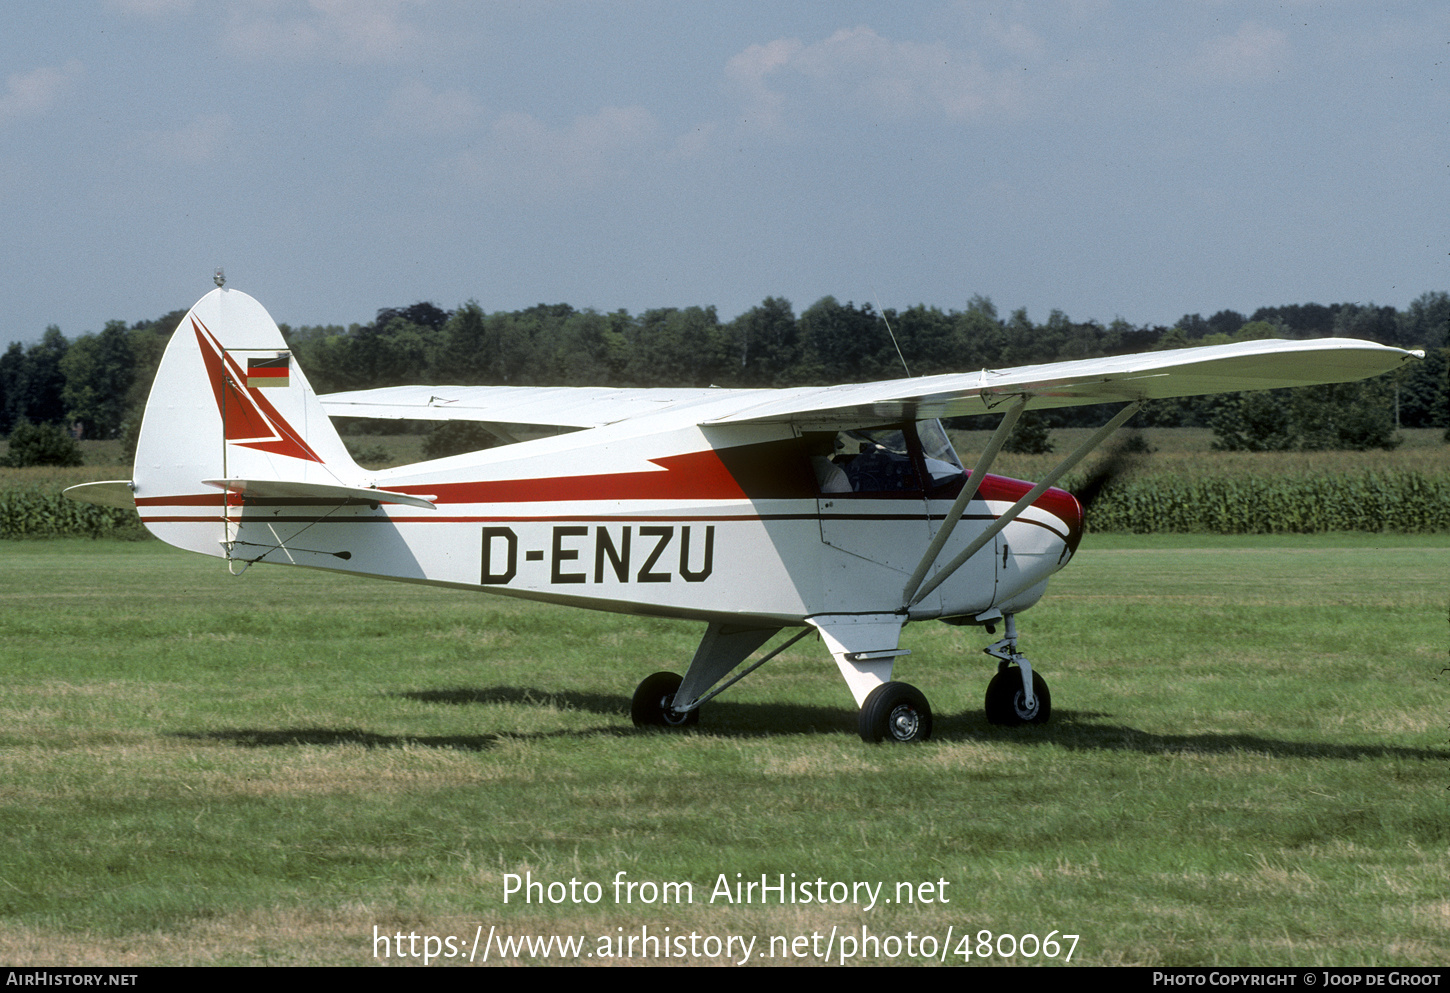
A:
[858,681,933,743]
[631,671,699,728]
[985,667,1051,725]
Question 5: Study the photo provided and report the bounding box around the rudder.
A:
[133,287,362,557]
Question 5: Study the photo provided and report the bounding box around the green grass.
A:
[0,536,1447,965]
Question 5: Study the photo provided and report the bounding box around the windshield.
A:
[916,418,964,487]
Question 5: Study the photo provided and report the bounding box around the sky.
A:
[2,1,1446,345]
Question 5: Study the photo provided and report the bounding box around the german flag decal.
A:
[246,354,290,388]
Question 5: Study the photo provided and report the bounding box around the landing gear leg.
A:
[982,614,1051,725]
[630,624,808,730]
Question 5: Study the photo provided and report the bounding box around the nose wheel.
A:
[985,665,1051,725]
[981,613,1052,725]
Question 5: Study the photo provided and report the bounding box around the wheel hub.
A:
[659,696,690,725]
[888,703,920,740]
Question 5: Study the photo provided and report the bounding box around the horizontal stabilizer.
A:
[62,480,136,509]
[202,478,436,509]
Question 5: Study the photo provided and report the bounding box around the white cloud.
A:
[725,26,1024,127]
[376,80,483,137]
[946,1,1052,59]
[669,122,718,162]
[452,105,660,200]
[0,60,84,125]
[103,0,194,15]
[133,113,234,164]
[224,0,429,64]
[725,37,805,128]
[979,18,1047,60]
[1191,21,1290,81]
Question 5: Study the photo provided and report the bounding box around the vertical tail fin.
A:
[133,287,362,557]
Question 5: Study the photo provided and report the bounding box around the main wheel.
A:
[631,671,699,728]
[858,681,933,743]
[984,667,1051,725]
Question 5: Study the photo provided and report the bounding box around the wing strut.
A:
[903,401,1141,610]
[901,397,1026,607]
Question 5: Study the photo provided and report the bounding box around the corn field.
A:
[4,464,1448,539]
[1072,469,1450,534]
[0,469,147,540]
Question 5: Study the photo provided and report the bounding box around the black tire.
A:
[984,667,1051,725]
[630,671,699,728]
[858,681,933,743]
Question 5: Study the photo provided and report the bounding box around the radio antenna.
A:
[874,290,911,377]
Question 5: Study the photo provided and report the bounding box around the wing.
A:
[711,337,1422,426]
[319,338,1421,431]
[318,383,773,430]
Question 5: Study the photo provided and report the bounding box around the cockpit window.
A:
[835,427,918,492]
[808,420,965,495]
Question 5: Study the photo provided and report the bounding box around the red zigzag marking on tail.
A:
[191,317,324,463]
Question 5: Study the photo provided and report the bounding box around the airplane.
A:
[66,285,1422,744]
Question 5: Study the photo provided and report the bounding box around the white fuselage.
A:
[141,415,1083,628]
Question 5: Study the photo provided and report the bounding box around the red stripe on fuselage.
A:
[138,460,1079,523]
[385,450,749,505]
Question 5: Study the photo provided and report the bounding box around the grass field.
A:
[1,534,1446,966]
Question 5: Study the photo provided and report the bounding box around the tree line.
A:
[2,291,1446,455]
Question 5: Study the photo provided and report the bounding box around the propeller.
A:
[1074,431,1152,511]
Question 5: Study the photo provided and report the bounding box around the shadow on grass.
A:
[403,684,856,737]
[164,686,856,751]
[171,685,1449,763]
[934,708,1450,762]
[404,685,628,714]
[166,725,625,752]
